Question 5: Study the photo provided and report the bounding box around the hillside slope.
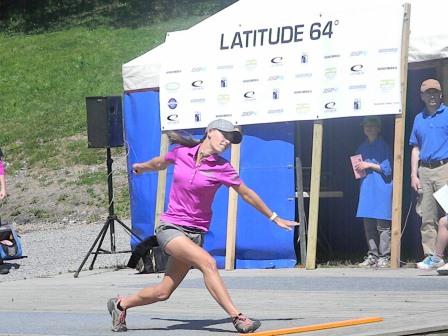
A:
[0,16,204,229]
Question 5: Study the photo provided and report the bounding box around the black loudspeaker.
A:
[86,96,124,148]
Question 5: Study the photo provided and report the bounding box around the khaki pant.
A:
[417,163,448,255]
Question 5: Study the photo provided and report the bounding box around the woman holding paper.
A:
[354,116,393,268]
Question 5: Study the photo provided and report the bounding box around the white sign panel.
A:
[160,1,405,131]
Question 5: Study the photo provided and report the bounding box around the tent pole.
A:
[391,3,411,269]
[225,127,241,270]
[306,120,323,270]
[154,133,169,231]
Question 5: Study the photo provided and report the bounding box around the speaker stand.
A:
[74,148,142,278]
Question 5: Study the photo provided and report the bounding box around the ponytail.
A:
[166,131,204,148]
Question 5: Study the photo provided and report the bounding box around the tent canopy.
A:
[123,0,448,91]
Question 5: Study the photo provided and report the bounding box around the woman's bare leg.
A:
[120,255,191,309]
[164,236,240,317]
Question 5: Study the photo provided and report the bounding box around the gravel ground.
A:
[0,219,134,282]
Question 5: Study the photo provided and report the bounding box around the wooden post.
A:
[306,120,323,270]
[225,138,241,270]
[154,133,169,229]
[391,3,411,269]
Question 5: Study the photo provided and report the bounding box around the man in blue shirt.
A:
[409,79,448,270]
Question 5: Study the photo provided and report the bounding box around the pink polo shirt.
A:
[160,144,242,232]
[0,161,4,175]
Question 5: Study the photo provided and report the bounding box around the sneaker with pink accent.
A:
[107,297,127,332]
[232,313,261,333]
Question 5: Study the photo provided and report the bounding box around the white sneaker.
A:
[377,257,390,268]
[358,255,377,268]
[416,256,445,270]
[437,263,448,275]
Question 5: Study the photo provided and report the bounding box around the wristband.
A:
[269,212,278,221]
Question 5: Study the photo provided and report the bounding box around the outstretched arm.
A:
[133,156,170,174]
[231,182,298,230]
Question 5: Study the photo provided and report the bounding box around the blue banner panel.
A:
[203,149,231,269]
[124,92,296,268]
[162,128,231,269]
[123,91,161,248]
[236,122,296,268]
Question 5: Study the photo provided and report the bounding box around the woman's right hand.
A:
[133,163,145,174]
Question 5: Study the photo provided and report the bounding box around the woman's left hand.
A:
[274,217,299,231]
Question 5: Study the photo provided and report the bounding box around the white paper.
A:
[433,184,448,214]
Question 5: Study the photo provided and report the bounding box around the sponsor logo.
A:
[245,59,257,70]
[377,66,398,71]
[323,87,338,94]
[165,82,181,91]
[324,54,340,59]
[349,84,367,90]
[216,113,232,118]
[350,64,364,74]
[300,53,308,64]
[353,98,361,110]
[220,78,228,88]
[165,69,181,74]
[217,65,234,70]
[191,80,204,89]
[350,50,367,57]
[242,78,259,83]
[379,79,396,92]
[241,111,257,117]
[268,75,284,81]
[378,48,398,53]
[293,90,312,94]
[168,98,177,110]
[190,98,206,104]
[373,101,400,106]
[167,114,178,121]
[295,73,312,78]
[267,108,284,114]
[296,103,310,113]
[217,94,230,105]
[324,67,337,80]
[191,66,206,72]
[244,91,256,101]
[271,56,284,65]
[324,101,336,112]
[272,89,280,100]
[194,111,201,122]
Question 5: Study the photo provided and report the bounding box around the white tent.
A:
[123,0,448,91]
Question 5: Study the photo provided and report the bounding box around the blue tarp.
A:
[123,90,296,268]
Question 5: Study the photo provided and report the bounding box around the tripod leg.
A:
[114,216,143,242]
[73,221,109,278]
[88,219,111,270]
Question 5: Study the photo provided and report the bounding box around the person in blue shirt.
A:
[409,79,448,270]
[354,116,393,268]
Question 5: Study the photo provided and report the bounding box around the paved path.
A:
[1,267,448,335]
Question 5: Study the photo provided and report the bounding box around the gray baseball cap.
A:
[205,119,242,144]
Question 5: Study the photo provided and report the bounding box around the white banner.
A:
[159,1,405,131]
